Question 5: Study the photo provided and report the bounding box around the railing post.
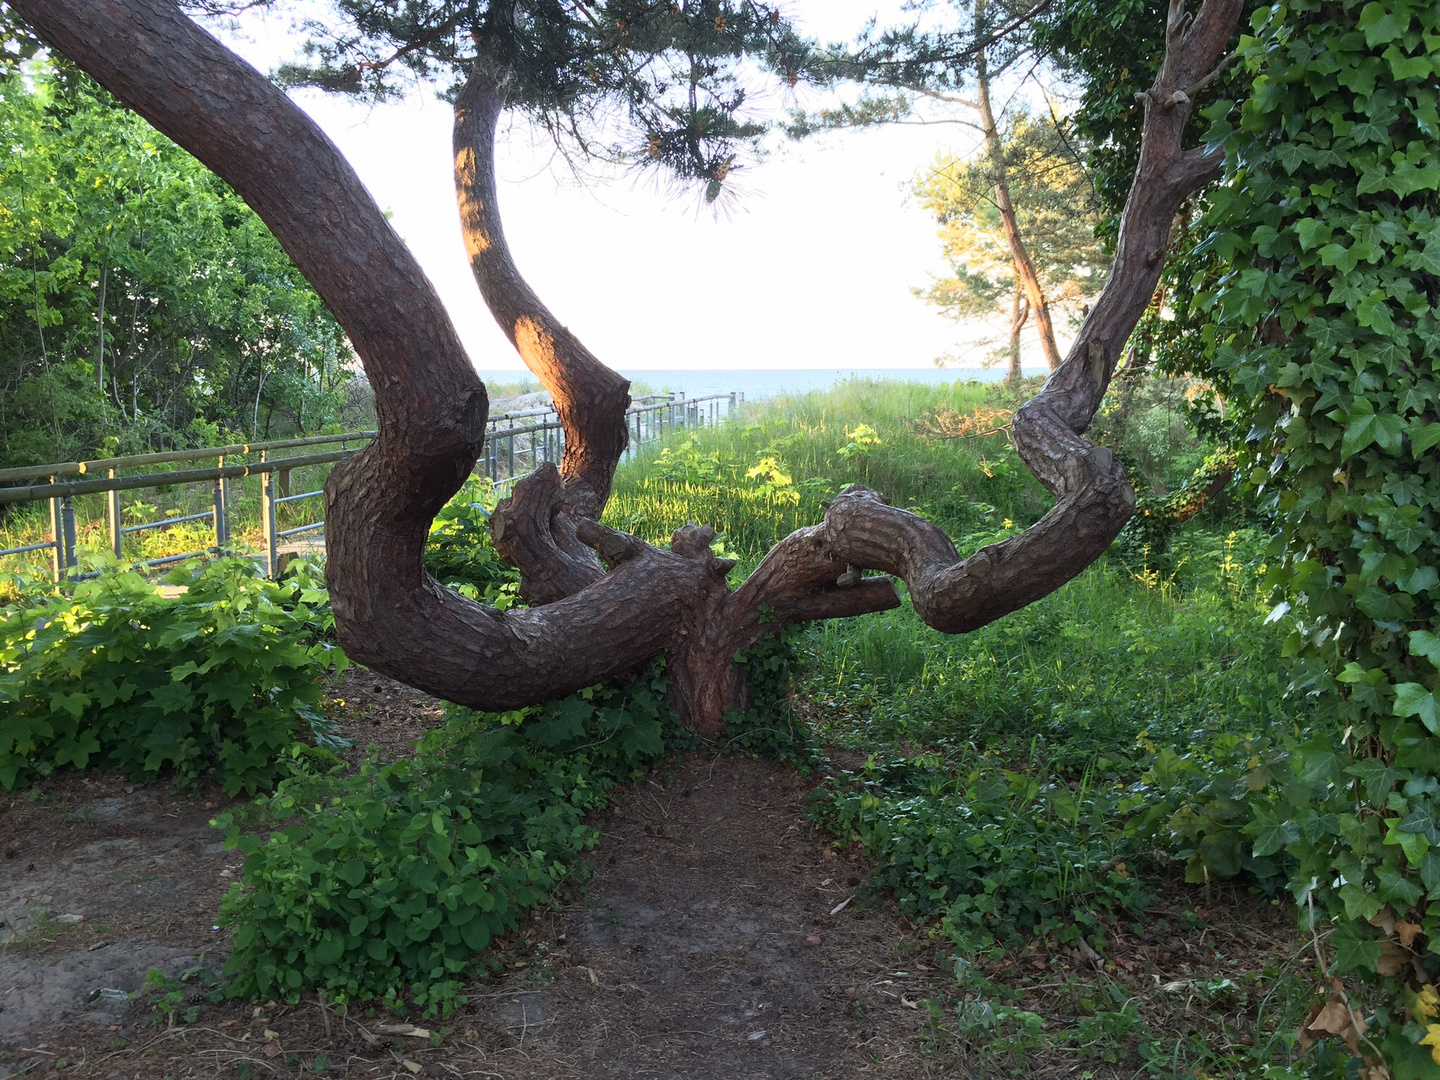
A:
[60,494,77,574]
[213,455,228,554]
[277,468,291,499]
[48,478,62,582]
[262,467,278,578]
[108,468,122,559]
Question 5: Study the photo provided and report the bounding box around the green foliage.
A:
[725,619,813,762]
[1194,0,1440,1062]
[805,534,1290,948]
[270,0,809,201]
[141,965,222,1027]
[0,557,342,794]
[606,378,1049,563]
[914,109,1106,338]
[423,477,521,607]
[0,58,357,466]
[811,749,1152,953]
[214,664,674,1016]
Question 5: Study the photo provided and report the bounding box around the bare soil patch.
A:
[0,671,1305,1079]
[0,674,962,1079]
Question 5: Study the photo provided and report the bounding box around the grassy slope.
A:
[607,378,1324,1078]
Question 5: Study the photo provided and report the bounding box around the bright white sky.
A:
[211,2,1047,374]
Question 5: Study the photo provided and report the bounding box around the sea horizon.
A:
[478,366,1041,401]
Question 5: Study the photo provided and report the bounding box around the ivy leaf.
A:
[1411,631,1440,670]
[1398,564,1440,595]
[1395,683,1440,733]
[1355,290,1397,335]
[1359,3,1408,48]
[526,696,593,748]
[1348,758,1406,803]
[1410,422,1440,455]
[1245,808,1300,856]
[1376,863,1425,907]
[1342,410,1381,458]
[1330,921,1382,974]
[1386,47,1435,81]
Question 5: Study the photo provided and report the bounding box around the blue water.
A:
[477,367,1005,400]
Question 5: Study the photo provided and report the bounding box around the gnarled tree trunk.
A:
[13,0,1244,737]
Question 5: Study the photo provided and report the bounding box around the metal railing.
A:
[0,390,743,580]
[480,392,741,492]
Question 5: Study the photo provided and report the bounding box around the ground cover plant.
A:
[0,556,340,794]
[214,663,675,1017]
[0,379,1335,1073]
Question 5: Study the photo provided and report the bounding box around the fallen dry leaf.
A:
[402,1060,422,1074]
[1377,940,1411,977]
[1397,921,1423,948]
[900,995,918,1010]
[1299,996,1367,1055]
[376,1023,431,1039]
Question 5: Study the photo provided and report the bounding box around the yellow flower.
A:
[1421,1022,1440,1066]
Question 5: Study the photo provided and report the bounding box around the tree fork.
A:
[14,0,1243,735]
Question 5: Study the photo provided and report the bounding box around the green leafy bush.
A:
[423,477,521,607]
[214,664,673,1015]
[0,558,341,793]
[812,753,1153,953]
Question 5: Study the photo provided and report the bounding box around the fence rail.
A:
[0,390,742,580]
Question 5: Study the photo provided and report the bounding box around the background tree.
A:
[794,0,1075,371]
[914,108,1105,382]
[10,0,1243,737]
[0,56,359,468]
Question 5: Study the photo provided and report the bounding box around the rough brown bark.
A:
[15,0,1243,736]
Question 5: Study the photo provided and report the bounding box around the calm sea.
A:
[477,367,1009,401]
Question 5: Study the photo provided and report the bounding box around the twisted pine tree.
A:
[13,0,1243,734]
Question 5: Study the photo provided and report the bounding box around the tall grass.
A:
[605,376,1047,561]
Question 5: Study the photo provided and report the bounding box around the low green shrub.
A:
[812,751,1153,953]
[0,557,341,793]
[213,663,673,1016]
[423,477,521,606]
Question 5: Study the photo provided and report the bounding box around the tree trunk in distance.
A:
[975,0,1063,372]
[1008,282,1028,386]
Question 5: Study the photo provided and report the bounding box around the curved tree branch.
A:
[453,66,635,602]
[452,67,631,519]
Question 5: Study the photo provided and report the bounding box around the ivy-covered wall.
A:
[1201,0,1440,1068]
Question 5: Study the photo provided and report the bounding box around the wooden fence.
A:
[0,391,741,579]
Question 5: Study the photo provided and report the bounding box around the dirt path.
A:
[0,683,965,1079]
